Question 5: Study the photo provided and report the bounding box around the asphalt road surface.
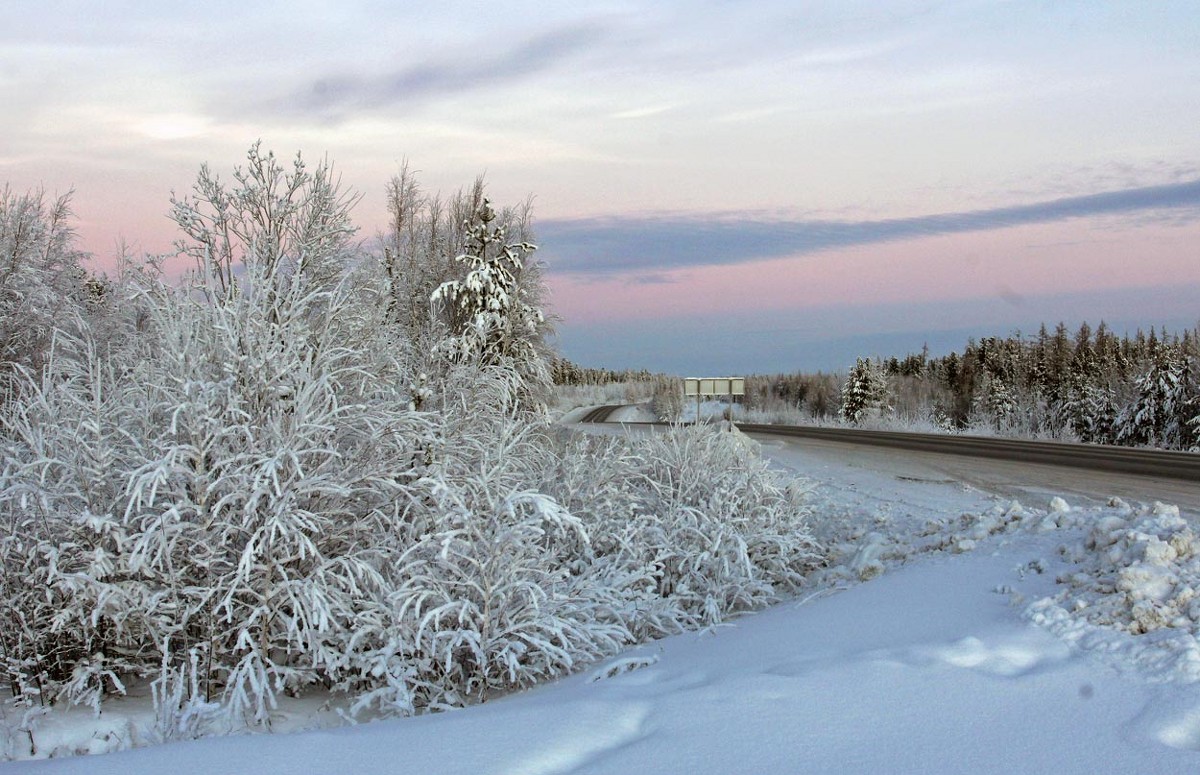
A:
[746,427,1200,514]
[736,423,1200,483]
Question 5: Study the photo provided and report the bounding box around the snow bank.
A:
[1027,500,1200,682]
[814,498,1033,585]
[605,403,658,423]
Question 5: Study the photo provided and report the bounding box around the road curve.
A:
[578,404,624,423]
[575,409,1200,483]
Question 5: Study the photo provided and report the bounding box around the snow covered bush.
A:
[390,484,628,708]
[0,146,826,751]
[147,647,223,744]
[343,369,627,713]
[1,145,432,723]
[622,428,820,624]
[649,375,685,421]
[0,328,149,713]
[540,426,823,639]
[0,255,434,722]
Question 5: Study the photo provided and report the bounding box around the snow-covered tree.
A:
[1058,382,1118,444]
[169,142,359,300]
[380,162,450,359]
[1112,343,1191,449]
[0,186,89,382]
[432,197,551,407]
[970,371,1018,432]
[839,358,890,424]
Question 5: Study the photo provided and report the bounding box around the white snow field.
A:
[6,424,1200,774]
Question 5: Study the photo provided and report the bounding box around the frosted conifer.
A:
[1113,344,1188,448]
[839,358,890,423]
[432,198,550,406]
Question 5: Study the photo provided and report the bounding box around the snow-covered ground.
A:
[605,403,659,423]
[679,399,744,424]
[6,426,1200,773]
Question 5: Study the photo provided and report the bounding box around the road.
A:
[575,406,1199,513]
[750,429,1200,514]
[737,423,1200,482]
[577,404,626,424]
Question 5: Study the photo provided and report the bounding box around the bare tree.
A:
[169,142,361,300]
[0,186,89,381]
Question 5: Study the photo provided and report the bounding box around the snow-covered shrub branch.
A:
[169,141,360,299]
[538,427,823,638]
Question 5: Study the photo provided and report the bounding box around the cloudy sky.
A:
[4,0,1199,373]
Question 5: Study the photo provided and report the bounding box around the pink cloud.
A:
[546,217,1200,326]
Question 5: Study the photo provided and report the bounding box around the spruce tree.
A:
[1114,342,1187,448]
[839,358,890,424]
[432,198,551,407]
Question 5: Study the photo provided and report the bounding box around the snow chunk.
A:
[1027,499,1200,679]
[1036,516,1059,533]
[848,532,887,580]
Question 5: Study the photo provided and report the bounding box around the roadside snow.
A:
[555,403,659,424]
[606,403,658,423]
[680,399,744,423]
[6,425,1200,772]
[1028,501,1200,684]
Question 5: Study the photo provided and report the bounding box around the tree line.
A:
[746,322,1200,451]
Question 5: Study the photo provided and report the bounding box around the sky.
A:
[3,0,1199,374]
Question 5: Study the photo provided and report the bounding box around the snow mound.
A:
[1026,501,1200,682]
[815,500,1034,586]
